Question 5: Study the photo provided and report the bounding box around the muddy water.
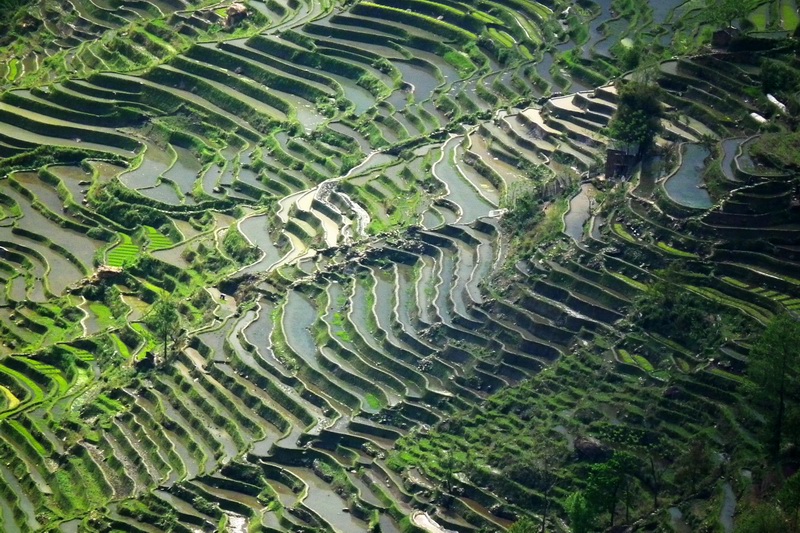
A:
[153,489,214,524]
[0,464,37,530]
[9,276,28,302]
[323,282,400,407]
[721,138,745,182]
[412,48,460,86]
[243,301,274,358]
[135,394,198,480]
[720,483,736,533]
[393,60,441,103]
[412,255,436,325]
[239,215,282,274]
[283,291,322,368]
[349,281,420,398]
[163,145,202,196]
[152,388,218,474]
[284,465,367,532]
[47,165,92,203]
[433,247,455,324]
[422,207,444,229]
[467,130,527,187]
[2,182,102,268]
[650,0,685,23]
[580,0,613,57]
[120,141,171,190]
[455,145,500,206]
[327,122,372,153]
[327,71,375,115]
[563,183,595,242]
[11,172,81,225]
[664,144,713,209]
[378,514,403,533]
[138,183,183,205]
[592,18,627,58]
[433,137,493,224]
[0,226,83,296]
[202,164,224,196]
[450,240,475,319]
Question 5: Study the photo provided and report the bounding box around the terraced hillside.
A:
[0,0,799,531]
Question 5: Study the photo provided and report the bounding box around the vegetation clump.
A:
[633,273,751,353]
[607,80,663,156]
[750,131,800,170]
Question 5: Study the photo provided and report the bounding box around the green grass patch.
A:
[709,367,745,383]
[89,302,115,329]
[633,354,654,372]
[96,393,126,414]
[684,285,772,324]
[0,386,20,411]
[617,349,652,371]
[0,364,44,405]
[106,234,139,267]
[749,130,800,171]
[617,348,635,364]
[19,357,69,395]
[782,0,799,30]
[488,28,515,48]
[470,10,503,24]
[7,419,47,456]
[443,50,476,77]
[749,4,769,30]
[722,276,749,289]
[144,226,172,251]
[131,323,157,358]
[7,59,19,82]
[335,329,353,342]
[111,333,131,359]
[365,393,382,410]
[657,241,698,258]
[612,223,636,243]
[357,2,478,41]
[610,272,647,291]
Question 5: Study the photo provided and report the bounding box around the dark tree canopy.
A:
[633,276,747,354]
[147,296,180,364]
[607,81,663,155]
[507,516,538,533]
[748,314,800,457]
[707,0,754,28]
[565,492,593,533]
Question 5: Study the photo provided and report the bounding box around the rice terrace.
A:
[0,0,799,530]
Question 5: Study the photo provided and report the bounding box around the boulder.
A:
[574,435,612,462]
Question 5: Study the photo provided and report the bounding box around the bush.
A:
[749,131,800,171]
[632,274,750,353]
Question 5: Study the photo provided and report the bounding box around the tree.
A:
[508,516,538,533]
[748,314,800,458]
[438,449,461,493]
[643,440,670,511]
[564,491,593,533]
[761,59,800,96]
[779,471,800,530]
[735,504,788,533]
[585,452,637,528]
[707,0,753,28]
[501,443,566,533]
[147,296,180,364]
[674,436,713,494]
[607,81,663,156]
